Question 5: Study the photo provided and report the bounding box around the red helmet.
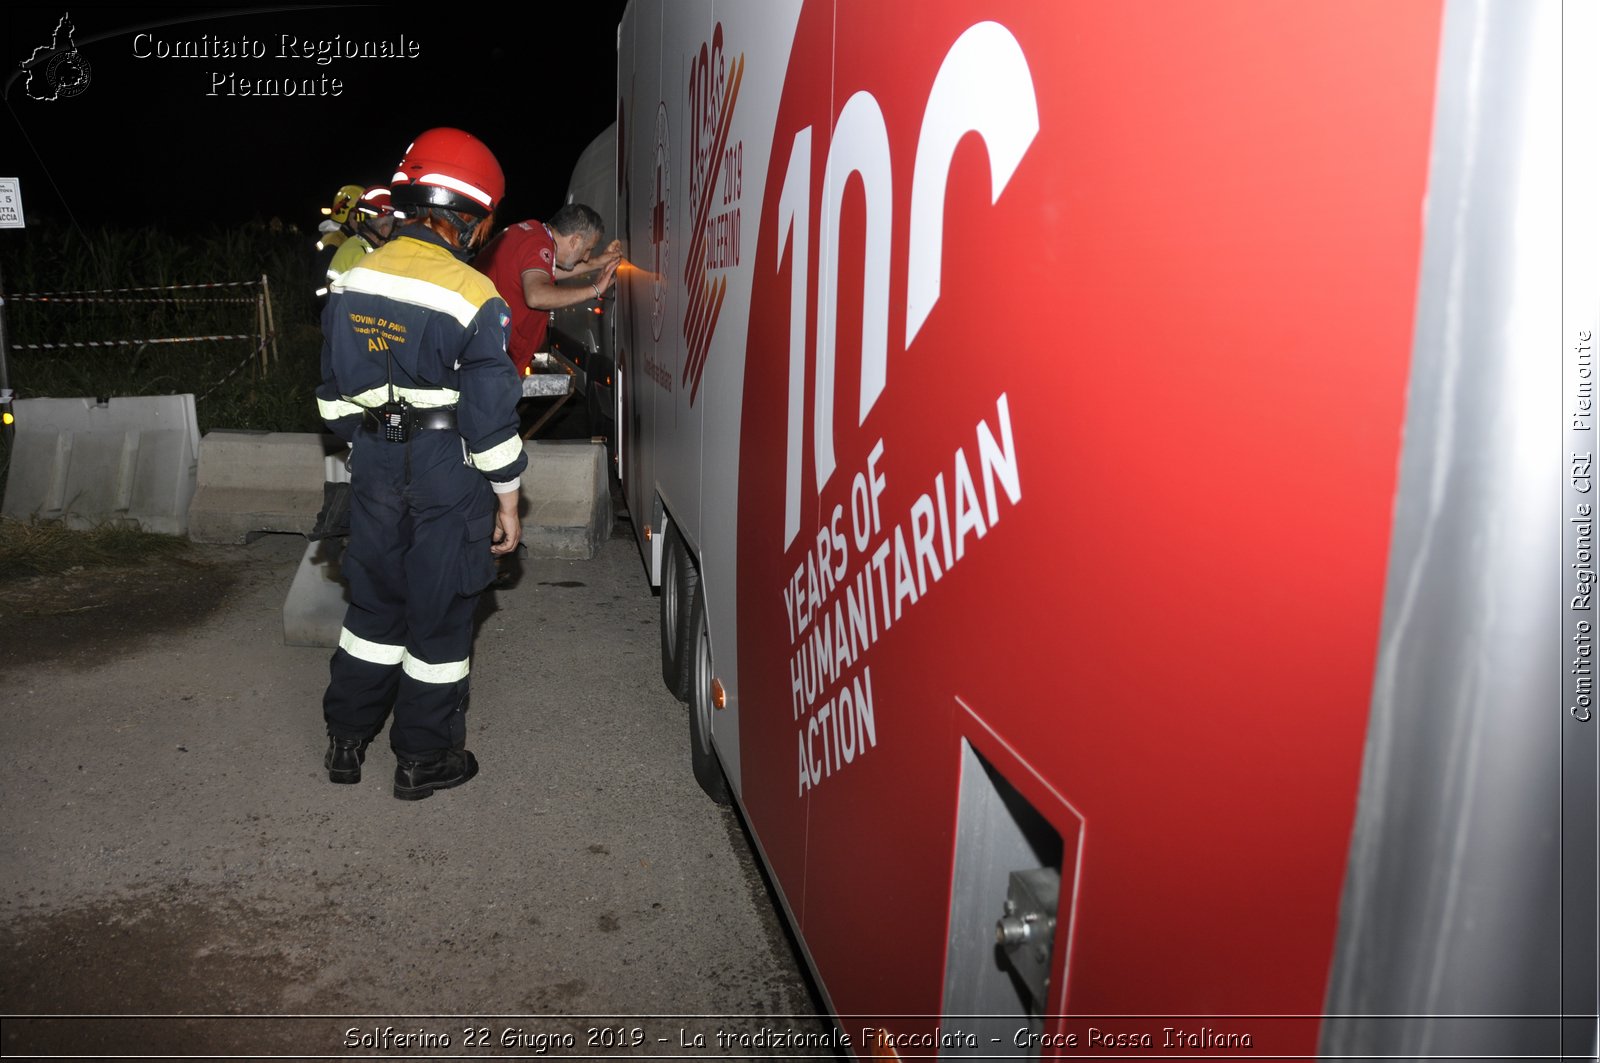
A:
[390,128,504,216]
[355,185,395,217]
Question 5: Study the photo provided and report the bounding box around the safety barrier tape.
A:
[11,336,259,350]
[5,278,279,407]
[8,295,260,305]
[195,335,273,403]
[9,280,263,297]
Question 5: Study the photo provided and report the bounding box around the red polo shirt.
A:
[476,220,556,375]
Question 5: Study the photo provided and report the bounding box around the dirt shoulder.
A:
[0,532,828,1059]
[0,546,244,677]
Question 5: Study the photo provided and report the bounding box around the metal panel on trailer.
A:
[648,0,713,551]
[618,0,662,579]
[692,0,807,798]
[1321,1,1596,1055]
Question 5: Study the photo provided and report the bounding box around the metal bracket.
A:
[995,866,1060,1014]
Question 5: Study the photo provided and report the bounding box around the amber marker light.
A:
[2,412,13,426]
[711,677,727,710]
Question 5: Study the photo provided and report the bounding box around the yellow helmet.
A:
[321,184,366,224]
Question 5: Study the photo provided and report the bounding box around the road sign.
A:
[0,178,25,228]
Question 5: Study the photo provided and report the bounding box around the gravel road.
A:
[0,515,832,1060]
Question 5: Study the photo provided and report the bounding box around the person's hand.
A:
[490,492,521,556]
[596,257,620,296]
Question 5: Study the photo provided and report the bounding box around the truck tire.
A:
[688,589,731,804]
[659,522,697,702]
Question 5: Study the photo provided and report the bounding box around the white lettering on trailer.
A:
[910,493,942,599]
[798,667,878,796]
[905,22,1040,347]
[787,393,1022,795]
[782,392,1020,666]
[779,126,813,550]
[767,20,1038,797]
[815,90,893,500]
[851,439,888,550]
[780,22,1039,550]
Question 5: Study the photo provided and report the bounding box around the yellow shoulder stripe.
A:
[334,239,502,328]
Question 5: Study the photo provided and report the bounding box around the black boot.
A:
[393,749,478,800]
[325,736,369,784]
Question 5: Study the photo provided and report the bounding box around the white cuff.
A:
[490,477,521,495]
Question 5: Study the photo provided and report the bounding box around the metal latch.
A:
[995,866,1059,1014]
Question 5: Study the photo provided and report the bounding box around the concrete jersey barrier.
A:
[283,439,613,647]
[187,430,345,544]
[2,395,201,536]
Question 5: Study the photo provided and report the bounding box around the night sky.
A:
[2,3,630,233]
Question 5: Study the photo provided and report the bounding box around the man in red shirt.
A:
[475,203,621,375]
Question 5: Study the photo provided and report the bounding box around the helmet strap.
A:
[415,208,469,249]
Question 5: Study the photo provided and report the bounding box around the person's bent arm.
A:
[520,258,620,311]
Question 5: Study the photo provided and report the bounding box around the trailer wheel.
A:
[688,589,731,804]
[659,522,697,702]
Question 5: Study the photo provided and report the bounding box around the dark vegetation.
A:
[0,216,326,509]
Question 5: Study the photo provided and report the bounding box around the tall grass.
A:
[1,218,329,505]
[2,216,326,430]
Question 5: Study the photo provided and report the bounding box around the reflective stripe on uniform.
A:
[343,384,462,409]
[334,266,481,328]
[339,627,405,665]
[470,434,523,473]
[402,649,470,684]
[318,396,365,421]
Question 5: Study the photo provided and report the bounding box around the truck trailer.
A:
[575,0,1596,1056]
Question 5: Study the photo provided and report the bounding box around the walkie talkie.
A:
[380,402,409,442]
[380,340,409,442]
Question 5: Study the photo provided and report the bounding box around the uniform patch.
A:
[539,247,552,265]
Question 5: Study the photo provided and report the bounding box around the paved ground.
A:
[0,511,832,1060]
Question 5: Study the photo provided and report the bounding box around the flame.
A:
[614,258,662,284]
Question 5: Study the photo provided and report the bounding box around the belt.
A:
[359,405,458,435]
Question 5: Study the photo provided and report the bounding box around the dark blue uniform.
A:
[315,225,526,760]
